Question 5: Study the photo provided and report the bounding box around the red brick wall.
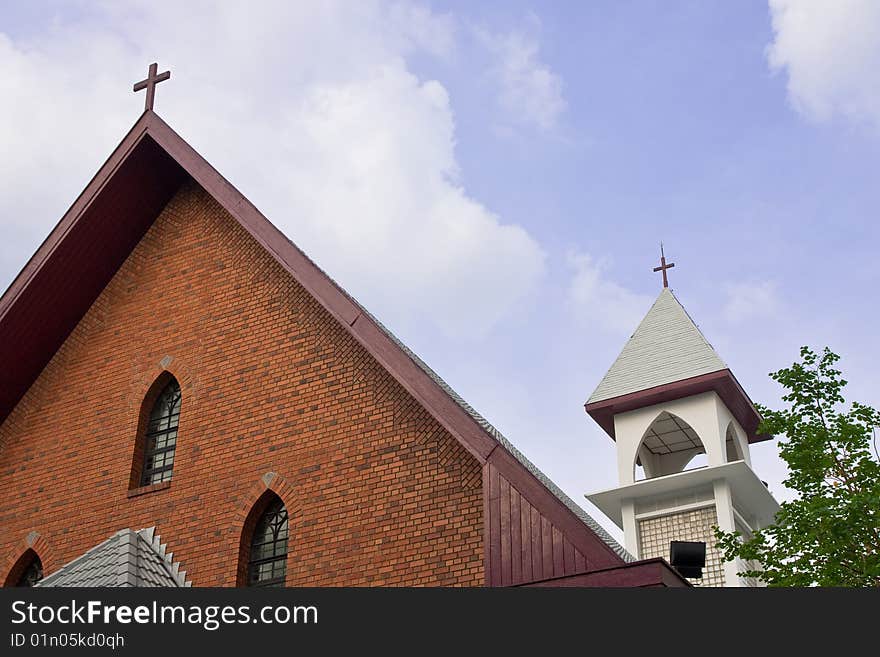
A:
[0,182,484,586]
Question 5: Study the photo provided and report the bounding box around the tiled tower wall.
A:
[638,506,726,587]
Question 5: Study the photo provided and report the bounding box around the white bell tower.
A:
[585,260,778,586]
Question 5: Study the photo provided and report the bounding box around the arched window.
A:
[140,378,181,486]
[4,550,43,588]
[246,497,289,587]
[18,555,43,587]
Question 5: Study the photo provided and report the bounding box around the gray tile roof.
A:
[38,527,191,587]
[588,288,726,404]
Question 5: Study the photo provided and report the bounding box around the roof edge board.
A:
[0,112,154,320]
[586,369,770,444]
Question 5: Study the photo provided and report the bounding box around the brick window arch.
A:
[130,373,182,488]
[238,492,289,587]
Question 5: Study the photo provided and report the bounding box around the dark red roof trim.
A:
[0,111,502,461]
[585,369,770,444]
[0,122,187,422]
[518,558,690,587]
[0,109,631,580]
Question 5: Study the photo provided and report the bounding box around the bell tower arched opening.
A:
[634,411,707,481]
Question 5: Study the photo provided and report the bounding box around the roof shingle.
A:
[38,526,191,587]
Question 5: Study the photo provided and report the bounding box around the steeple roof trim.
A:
[588,288,726,404]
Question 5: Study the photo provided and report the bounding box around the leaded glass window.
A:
[141,379,181,486]
[17,556,43,587]
[247,499,288,587]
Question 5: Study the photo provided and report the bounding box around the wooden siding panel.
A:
[530,505,542,582]
[564,538,576,575]
[510,487,522,584]
[552,527,564,578]
[489,465,502,586]
[486,466,620,586]
[487,447,625,570]
[520,494,532,583]
[500,476,511,586]
[575,549,586,573]
[541,517,553,578]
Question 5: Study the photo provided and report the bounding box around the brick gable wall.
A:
[0,182,483,586]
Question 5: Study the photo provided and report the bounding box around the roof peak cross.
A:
[653,243,675,289]
[133,62,171,112]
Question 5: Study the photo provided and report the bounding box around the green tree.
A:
[715,347,880,586]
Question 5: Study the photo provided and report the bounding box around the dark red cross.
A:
[133,63,171,111]
[653,244,675,288]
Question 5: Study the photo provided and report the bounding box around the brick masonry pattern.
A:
[0,183,484,586]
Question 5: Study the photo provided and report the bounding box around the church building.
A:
[0,67,774,588]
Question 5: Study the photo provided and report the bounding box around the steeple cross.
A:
[653,243,675,288]
[133,62,171,111]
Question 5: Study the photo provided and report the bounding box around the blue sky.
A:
[2,1,879,542]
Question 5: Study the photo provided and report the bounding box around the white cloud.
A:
[386,2,457,59]
[0,1,545,339]
[768,0,880,127]
[722,280,780,323]
[474,20,566,131]
[566,251,652,334]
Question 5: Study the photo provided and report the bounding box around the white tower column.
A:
[621,500,638,557]
[713,479,740,586]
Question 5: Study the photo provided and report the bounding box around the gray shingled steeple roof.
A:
[38,527,191,587]
[588,288,726,404]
